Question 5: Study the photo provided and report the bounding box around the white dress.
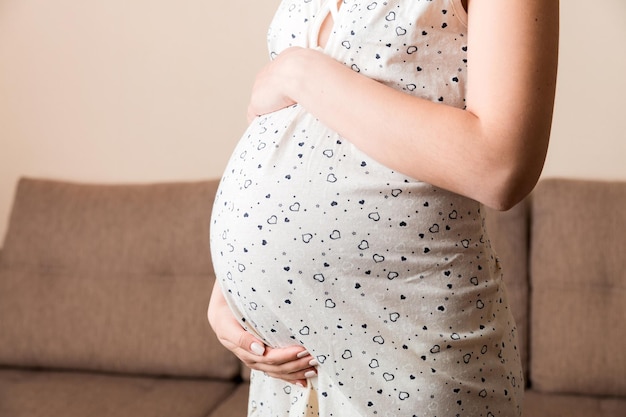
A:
[210,1,524,416]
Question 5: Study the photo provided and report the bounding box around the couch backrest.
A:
[529,179,626,397]
[0,178,240,379]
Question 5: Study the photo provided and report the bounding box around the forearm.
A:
[283,49,537,210]
[285,53,492,202]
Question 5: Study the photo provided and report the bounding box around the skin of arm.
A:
[248,0,560,211]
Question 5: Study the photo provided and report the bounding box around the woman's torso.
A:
[210,1,522,416]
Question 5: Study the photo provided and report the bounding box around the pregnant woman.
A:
[208,0,559,416]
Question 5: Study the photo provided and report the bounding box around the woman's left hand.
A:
[247,47,313,123]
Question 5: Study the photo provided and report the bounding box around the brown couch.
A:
[0,177,624,416]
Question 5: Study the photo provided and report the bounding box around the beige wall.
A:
[1,0,625,242]
[546,0,626,179]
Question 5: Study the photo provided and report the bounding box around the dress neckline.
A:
[309,0,342,51]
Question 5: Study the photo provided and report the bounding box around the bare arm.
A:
[248,0,559,210]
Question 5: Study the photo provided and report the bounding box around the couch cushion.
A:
[207,383,250,417]
[0,368,237,417]
[522,390,626,417]
[0,178,240,379]
[0,270,235,378]
[484,200,530,382]
[529,179,626,396]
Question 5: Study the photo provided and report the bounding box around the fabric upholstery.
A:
[522,391,626,417]
[529,179,626,396]
[1,178,217,276]
[207,383,251,417]
[0,178,239,379]
[0,368,236,417]
[484,201,530,381]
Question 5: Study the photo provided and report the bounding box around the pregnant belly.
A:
[210,105,497,349]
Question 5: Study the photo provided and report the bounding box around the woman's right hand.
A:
[207,281,318,387]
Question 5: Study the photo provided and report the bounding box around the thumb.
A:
[226,316,265,356]
[207,284,266,357]
[236,327,266,356]
[249,340,266,356]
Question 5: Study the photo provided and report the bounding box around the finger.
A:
[263,364,318,386]
[270,365,318,380]
[261,346,312,366]
[252,351,319,378]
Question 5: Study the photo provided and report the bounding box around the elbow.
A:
[484,189,526,212]
[477,132,548,211]
[480,164,541,212]
[472,135,553,211]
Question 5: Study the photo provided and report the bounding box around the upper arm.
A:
[464,0,559,204]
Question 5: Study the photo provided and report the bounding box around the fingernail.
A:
[296,382,305,388]
[309,359,319,366]
[296,350,309,359]
[304,370,316,378]
[250,342,265,356]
